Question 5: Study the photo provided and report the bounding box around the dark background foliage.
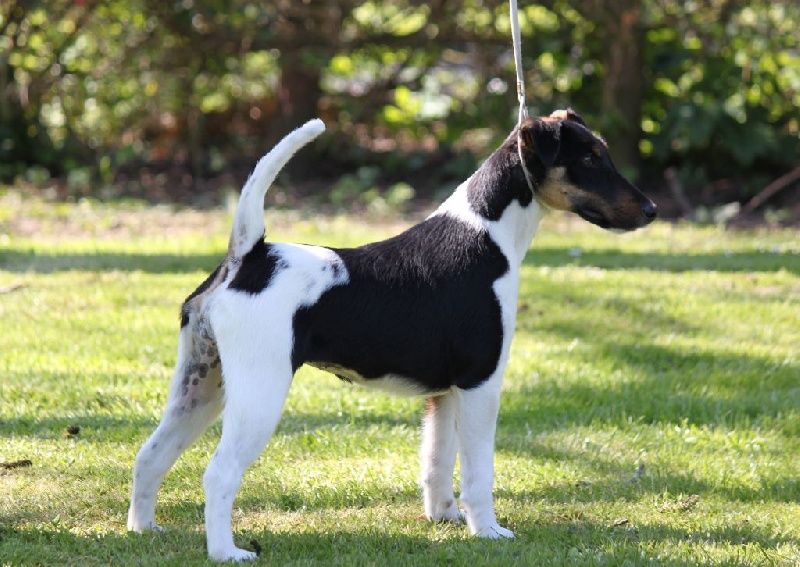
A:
[1,1,798,217]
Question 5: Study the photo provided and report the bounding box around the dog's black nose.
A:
[642,201,657,220]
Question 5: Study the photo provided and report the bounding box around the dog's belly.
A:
[310,362,448,397]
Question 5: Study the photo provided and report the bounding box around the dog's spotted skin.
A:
[128,112,656,561]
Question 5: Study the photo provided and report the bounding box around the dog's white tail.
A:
[229,118,326,258]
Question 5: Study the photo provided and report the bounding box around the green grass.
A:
[1,199,799,566]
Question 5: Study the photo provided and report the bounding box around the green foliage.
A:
[642,1,800,191]
[330,166,381,206]
[1,0,798,197]
[329,167,415,213]
[385,182,415,208]
[1,203,799,564]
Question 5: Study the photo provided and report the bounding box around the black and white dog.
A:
[128,110,656,561]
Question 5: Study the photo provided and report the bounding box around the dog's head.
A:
[518,109,657,231]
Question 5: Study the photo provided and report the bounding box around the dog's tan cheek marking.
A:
[536,167,574,211]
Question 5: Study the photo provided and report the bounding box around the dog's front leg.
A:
[421,392,463,523]
[455,380,514,539]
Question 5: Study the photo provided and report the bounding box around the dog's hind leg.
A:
[202,341,293,562]
[128,320,223,532]
[421,392,463,523]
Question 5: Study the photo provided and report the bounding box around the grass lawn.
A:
[1,196,799,565]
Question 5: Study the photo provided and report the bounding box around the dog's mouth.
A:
[575,204,655,232]
[576,206,610,229]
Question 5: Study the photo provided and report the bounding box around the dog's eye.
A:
[581,154,597,167]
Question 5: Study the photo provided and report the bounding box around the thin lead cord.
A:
[509,0,528,123]
[509,0,536,193]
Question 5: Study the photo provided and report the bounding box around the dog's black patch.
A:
[180,264,224,327]
[466,131,537,221]
[328,260,343,280]
[292,214,508,391]
[229,239,287,294]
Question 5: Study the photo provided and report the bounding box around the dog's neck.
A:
[432,138,544,265]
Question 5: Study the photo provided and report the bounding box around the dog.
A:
[127,110,656,561]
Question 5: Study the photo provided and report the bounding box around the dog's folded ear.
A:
[519,118,561,167]
[564,108,586,127]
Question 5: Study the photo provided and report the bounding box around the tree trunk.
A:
[276,51,322,136]
[272,51,323,177]
[600,3,644,177]
[187,104,205,180]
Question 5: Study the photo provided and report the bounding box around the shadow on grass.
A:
[524,247,799,274]
[14,339,795,446]
[0,414,157,441]
[496,440,800,504]
[1,246,798,274]
[502,339,799,432]
[1,517,796,566]
[0,249,222,274]
[4,336,797,459]
[516,287,702,337]
[0,406,418,443]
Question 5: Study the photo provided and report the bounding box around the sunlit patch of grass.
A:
[1,204,799,565]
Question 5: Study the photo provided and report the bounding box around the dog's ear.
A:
[564,108,586,127]
[547,108,587,127]
[520,117,561,167]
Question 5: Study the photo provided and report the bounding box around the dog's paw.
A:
[473,523,514,539]
[127,506,164,533]
[127,518,163,533]
[208,547,257,562]
[426,500,465,523]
